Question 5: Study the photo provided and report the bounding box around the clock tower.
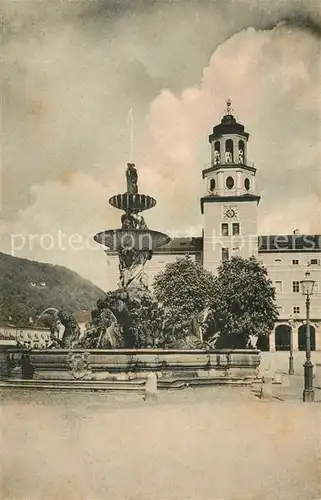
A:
[201,99,260,273]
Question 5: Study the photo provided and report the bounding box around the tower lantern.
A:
[203,100,255,197]
[209,98,249,168]
[201,101,260,272]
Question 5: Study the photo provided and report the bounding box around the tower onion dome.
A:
[209,99,249,141]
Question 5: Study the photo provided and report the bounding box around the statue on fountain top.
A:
[126,163,138,194]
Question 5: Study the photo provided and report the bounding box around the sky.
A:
[1,0,321,290]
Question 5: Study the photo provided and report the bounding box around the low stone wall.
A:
[4,348,261,387]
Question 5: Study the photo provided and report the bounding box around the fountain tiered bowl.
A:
[95,190,170,251]
[94,229,170,251]
[109,193,156,213]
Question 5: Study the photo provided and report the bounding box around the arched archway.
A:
[275,324,291,351]
[214,141,220,164]
[225,139,234,162]
[209,178,216,192]
[298,324,316,351]
[238,140,245,163]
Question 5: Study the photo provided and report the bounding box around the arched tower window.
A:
[238,140,245,164]
[226,176,234,189]
[225,139,233,163]
[209,178,216,192]
[214,141,220,165]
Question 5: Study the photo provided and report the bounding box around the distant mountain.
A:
[0,252,104,325]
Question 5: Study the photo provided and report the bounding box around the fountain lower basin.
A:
[5,348,261,387]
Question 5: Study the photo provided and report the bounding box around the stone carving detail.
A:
[57,311,81,348]
[126,163,138,194]
[214,150,220,164]
[76,308,124,349]
[67,351,92,379]
[238,149,244,163]
[225,151,232,163]
[118,248,153,288]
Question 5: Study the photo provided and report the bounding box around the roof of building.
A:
[156,235,321,254]
[258,235,321,253]
[0,323,50,330]
[154,237,203,254]
[209,112,249,141]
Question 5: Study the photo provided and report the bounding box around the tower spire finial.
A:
[225,97,232,115]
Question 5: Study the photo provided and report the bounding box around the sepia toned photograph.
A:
[1,1,320,499]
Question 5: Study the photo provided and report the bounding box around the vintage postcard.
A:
[1,1,320,499]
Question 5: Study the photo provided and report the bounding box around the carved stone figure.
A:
[238,149,244,163]
[97,309,123,348]
[214,149,220,164]
[121,213,137,229]
[225,151,232,163]
[76,308,124,349]
[57,311,81,349]
[120,213,149,230]
[126,163,138,194]
[118,247,153,288]
[132,213,149,230]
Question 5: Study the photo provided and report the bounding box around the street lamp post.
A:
[288,315,294,375]
[300,271,316,403]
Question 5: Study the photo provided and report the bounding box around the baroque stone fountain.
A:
[42,163,171,351]
[2,164,261,385]
[80,163,171,349]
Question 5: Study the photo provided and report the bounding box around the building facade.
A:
[106,102,321,351]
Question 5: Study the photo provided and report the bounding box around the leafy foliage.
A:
[153,255,217,339]
[212,256,279,347]
[0,252,104,324]
[129,292,168,348]
[152,254,278,349]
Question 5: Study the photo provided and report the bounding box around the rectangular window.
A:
[293,306,300,314]
[310,258,319,265]
[292,259,299,265]
[221,223,229,236]
[232,223,240,235]
[222,247,229,261]
[275,281,282,293]
[274,258,282,264]
[292,281,300,293]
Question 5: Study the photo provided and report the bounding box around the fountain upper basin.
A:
[109,193,156,213]
[94,229,170,250]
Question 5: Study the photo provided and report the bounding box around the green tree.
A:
[212,256,278,347]
[153,254,217,340]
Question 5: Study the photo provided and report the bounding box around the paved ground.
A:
[1,352,321,500]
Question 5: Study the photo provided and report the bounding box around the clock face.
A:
[223,206,238,220]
